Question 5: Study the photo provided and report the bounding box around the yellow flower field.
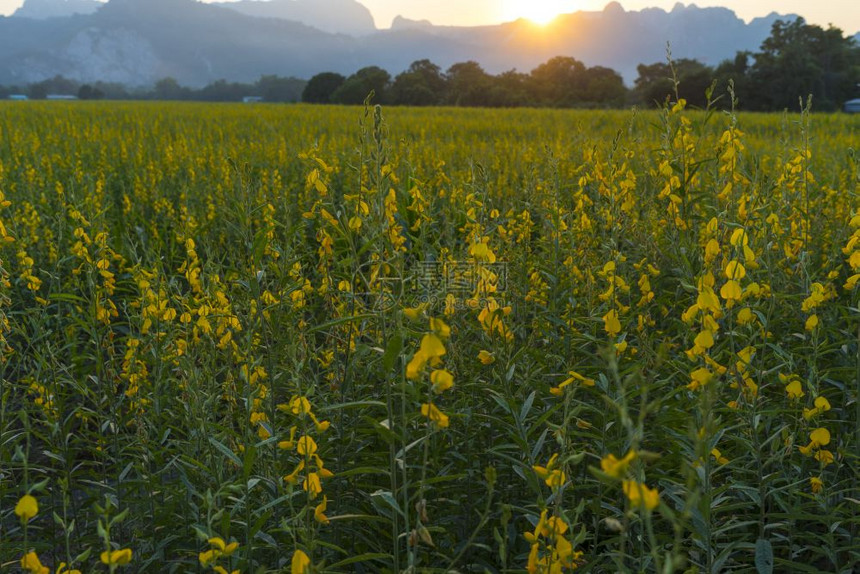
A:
[0,100,858,572]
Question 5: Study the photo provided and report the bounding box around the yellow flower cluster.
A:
[199,536,239,573]
[281,395,333,499]
[407,317,454,429]
[525,509,583,573]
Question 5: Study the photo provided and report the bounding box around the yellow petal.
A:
[291,549,311,574]
[15,494,38,522]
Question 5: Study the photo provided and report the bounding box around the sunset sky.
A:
[1,0,858,33]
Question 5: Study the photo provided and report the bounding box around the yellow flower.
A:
[100,548,133,566]
[469,240,496,263]
[199,549,217,567]
[430,369,454,394]
[407,333,447,380]
[724,260,746,280]
[310,413,331,433]
[278,426,298,450]
[291,549,311,574]
[710,448,729,465]
[406,351,427,381]
[687,367,713,391]
[622,480,660,511]
[815,450,835,465]
[785,379,804,400]
[314,495,330,524]
[603,308,621,337]
[551,370,596,395]
[420,402,450,428]
[297,435,318,456]
[534,454,566,489]
[810,427,831,448]
[15,494,39,522]
[737,307,754,325]
[289,395,312,415]
[720,280,742,304]
[403,305,426,322]
[477,350,495,365]
[805,314,819,331]
[208,537,239,556]
[527,542,540,573]
[429,317,451,339]
[803,395,832,420]
[304,471,323,498]
[730,228,749,247]
[284,460,305,485]
[21,552,49,574]
[420,332,446,359]
[696,287,721,314]
[810,476,823,493]
[57,563,82,574]
[213,567,239,574]
[600,451,637,478]
[694,329,715,350]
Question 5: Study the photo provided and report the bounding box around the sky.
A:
[0,0,858,33]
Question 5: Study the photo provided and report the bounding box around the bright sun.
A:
[503,0,573,25]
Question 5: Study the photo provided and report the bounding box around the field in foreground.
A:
[0,101,858,573]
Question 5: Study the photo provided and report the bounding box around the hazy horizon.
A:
[1,0,858,34]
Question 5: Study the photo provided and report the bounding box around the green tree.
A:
[529,56,588,106]
[302,72,346,104]
[389,60,447,106]
[581,66,628,107]
[257,75,305,103]
[331,67,390,105]
[153,77,189,100]
[634,59,715,108]
[713,51,752,107]
[77,84,105,100]
[446,61,492,106]
[197,79,250,102]
[747,18,860,111]
[28,75,79,99]
[486,69,531,107]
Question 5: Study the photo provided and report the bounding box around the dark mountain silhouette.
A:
[0,0,827,87]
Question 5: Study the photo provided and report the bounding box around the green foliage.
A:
[636,18,860,110]
[302,72,346,104]
[0,99,858,573]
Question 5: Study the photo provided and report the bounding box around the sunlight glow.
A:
[502,0,575,25]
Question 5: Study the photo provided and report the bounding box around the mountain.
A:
[390,16,434,32]
[214,0,376,36]
[351,2,799,82]
[0,0,807,87]
[13,0,100,19]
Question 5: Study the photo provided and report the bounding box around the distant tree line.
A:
[304,19,859,111]
[303,58,628,108]
[0,75,306,103]
[2,19,857,111]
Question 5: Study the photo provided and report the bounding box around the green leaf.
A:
[370,490,404,518]
[326,552,390,570]
[755,538,774,574]
[382,333,403,372]
[208,437,242,468]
